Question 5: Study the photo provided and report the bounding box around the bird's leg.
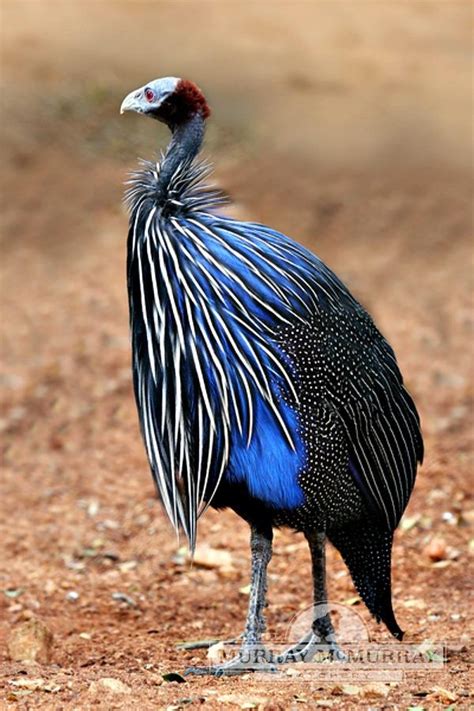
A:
[242,524,273,646]
[308,530,339,650]
[185,524,276,676]
[276,530,346,663]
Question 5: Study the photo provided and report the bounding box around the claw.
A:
[184,666,216,676]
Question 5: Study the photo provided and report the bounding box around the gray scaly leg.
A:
[186,524,276,676]
[276,530,346,663]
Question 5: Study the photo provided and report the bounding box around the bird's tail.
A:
[327,520,403,640]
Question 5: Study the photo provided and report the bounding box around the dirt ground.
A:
[1,1,473,709]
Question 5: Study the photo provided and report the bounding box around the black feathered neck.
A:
[156,113,205,197]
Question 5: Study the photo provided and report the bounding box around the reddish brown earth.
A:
[1,2,472,709]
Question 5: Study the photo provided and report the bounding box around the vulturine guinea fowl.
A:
[120,77,423,674]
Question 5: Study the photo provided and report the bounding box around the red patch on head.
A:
[175,79,211,120]
[157,79,210,128]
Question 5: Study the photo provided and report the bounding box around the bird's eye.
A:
[144,88,155,103]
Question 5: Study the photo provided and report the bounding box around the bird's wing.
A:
[316,301,423,530]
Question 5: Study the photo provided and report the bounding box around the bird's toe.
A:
[276,633,347,664]
[184,645,278,676]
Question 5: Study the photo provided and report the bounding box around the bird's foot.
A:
[275,632,347,664]
[185,644,278,677]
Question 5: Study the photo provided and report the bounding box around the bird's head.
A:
[120,77,210,130]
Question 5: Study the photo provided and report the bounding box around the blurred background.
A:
[1,1,472,706]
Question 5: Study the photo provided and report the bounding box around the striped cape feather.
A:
[125,158,423,548]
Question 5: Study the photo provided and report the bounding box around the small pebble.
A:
[89,677,132,695]
[423,537,447,561]
[111,592,136,607]
[7,618,53,664]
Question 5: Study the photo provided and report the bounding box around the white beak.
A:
[120,90,142,115]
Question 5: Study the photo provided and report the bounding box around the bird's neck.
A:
[158,113,205,195]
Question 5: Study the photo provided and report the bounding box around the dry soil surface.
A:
[1,2,473,709]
